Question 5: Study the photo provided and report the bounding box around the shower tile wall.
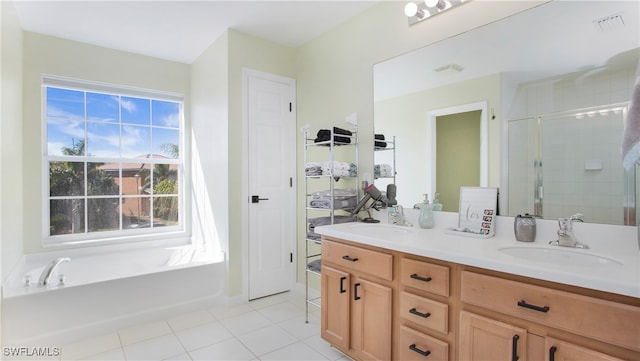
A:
[508,64,635,224]
[541,111,624,224]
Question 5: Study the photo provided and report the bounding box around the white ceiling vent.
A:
[434,63,464,74]
[593,12,625,33]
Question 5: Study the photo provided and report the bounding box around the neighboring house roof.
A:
[98,154,178,173]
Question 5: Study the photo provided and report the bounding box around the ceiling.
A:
[374,0,640,101]
[12,0,378,64]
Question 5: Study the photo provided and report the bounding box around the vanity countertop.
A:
[314,212,640,298]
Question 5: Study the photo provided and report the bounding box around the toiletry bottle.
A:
[432,192,443,211]
[418,193,434,229]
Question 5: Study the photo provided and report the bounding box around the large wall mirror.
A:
[373,0,639,225]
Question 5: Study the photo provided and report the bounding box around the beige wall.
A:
[192,29,297,297]
[190,31,231,294]
[374,74,502,207]
[21,32,191,253]
[1,0,23,281]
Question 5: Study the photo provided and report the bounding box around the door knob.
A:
[251,195,269,203]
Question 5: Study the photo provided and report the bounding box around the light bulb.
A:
[424,0,439,7]
[404,2,418,17]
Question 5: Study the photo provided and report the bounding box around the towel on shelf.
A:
[307,215,357,240]
[309,197,357,210]
[375,141,388,149]
[321,161,357,177]
[622,75,640,169]
[375,134,385,140]
[305,161,323,176]
[307,259,322,273]
[374,164,393,178]
[308,215,356,228]
[311,188,357,199]
[314,127,353,145]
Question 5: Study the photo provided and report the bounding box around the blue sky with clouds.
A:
[47,87,181,158]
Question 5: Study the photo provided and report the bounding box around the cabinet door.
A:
[545,337,624,361]
[352,277,393,361]
[459,311,527,361]
[321,265,350,351]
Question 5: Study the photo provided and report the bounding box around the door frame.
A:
[427,101,488,197]
[241,68,297,301]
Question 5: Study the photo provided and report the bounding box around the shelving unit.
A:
[304,127,358,323]
[374,135,396,187]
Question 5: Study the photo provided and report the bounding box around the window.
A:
[43,77,184,245]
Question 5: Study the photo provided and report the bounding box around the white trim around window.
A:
[41,75,187,247]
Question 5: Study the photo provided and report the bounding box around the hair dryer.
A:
[350,184,383,216]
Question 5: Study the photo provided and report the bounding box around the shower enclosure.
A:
[507,103,635,225]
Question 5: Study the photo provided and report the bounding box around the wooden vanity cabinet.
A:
[320,236,640,361]
[459,311,527,361]
[321,238,393,361]
[460,270,639,361]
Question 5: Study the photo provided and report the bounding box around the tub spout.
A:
[38,257,70,286]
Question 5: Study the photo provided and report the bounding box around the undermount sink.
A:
[347,223,414,236]
[499,246,624,267]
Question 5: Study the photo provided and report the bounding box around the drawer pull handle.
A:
[409,344,431,357]
[549,346,557,361]
[409,308,431,318]
[410,273,432,283]
[354,283,361,300]
[339,276,347,294]
[511,334,520,361]
[342,255,359,262]
[517,300,550,313]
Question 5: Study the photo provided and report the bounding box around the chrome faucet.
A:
[38,257,70,286]
[390,205,412,227]
[549,213,588,249]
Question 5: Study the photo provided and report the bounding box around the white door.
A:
[247,71,295,300]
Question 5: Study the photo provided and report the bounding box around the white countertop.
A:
[314,211,640,298]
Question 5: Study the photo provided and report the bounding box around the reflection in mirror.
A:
[373,0,639,224]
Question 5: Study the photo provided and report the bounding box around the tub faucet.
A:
[549,213,588,249]
[38,257,70,286]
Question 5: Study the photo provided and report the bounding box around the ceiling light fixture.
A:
[405,0,466,26]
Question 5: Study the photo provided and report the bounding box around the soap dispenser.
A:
[418,193,435,229]
[432,192,443,211]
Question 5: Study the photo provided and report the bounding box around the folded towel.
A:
[375,141,387,149]
[311,189,358,199]
[308,215,357,228]
[622,75,640,169]
[314,127,353,145]
[307,259,322,273]
[309,197,357,210]
[374,164,393,178]
[375,134,385,140]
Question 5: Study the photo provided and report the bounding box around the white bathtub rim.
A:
[2,241,225,299]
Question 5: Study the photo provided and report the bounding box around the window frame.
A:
[41,75,187,247]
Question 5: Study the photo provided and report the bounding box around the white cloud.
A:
[162,112,180,128]
[120,98,137,113]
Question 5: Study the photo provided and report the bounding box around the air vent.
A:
[434,63,464,73]
[593,12,625,33]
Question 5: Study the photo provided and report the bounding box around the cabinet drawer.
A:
[400,258,449,297]
[398,325,449,361]
[399,291,448,334]
[461,271,640,351]
[322,239,393,281]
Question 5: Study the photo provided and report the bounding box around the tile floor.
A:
[58,290,348,361]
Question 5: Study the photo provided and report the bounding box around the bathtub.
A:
[2,241,226,347]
